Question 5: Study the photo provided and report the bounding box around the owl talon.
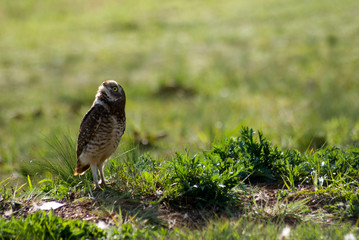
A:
[94,181,103,190]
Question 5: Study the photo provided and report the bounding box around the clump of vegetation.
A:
[164,127,280,208]
[0,211,105,240]
[210,127,285,181]
[157,127,359,213]
[167,150,241,208]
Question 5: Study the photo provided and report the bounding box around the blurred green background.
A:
[1,0,359,181]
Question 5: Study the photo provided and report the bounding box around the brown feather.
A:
[76,104,107,159]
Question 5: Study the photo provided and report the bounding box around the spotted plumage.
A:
[74,80,126,188]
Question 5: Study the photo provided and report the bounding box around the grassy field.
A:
[1,0,359,239]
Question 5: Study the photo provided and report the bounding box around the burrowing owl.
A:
[74,80,126,188]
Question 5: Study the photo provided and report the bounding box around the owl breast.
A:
[80,114,125,165]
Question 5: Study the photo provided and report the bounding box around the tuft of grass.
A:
[18,135,96,199]
[248,196,311,224]
[22,135,93,187]
[0,178,12,205]
[42,135,78,183]
[0,178,28,207]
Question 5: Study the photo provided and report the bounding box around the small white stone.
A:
[97,221,109,229]
[279,226,291,239]
[38,201,65,210]
[344,233,356,240]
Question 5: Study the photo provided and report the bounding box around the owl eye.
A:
[112,86,118,92]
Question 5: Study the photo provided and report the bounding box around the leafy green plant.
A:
[166,149,244,208]
[344,193,359,218]
[210,127,307,183]
[0,211,105,240]
[210,127,278,181]
[165,127,283,208]
[310,147,359,184]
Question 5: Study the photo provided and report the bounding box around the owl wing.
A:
[76,104,107,159]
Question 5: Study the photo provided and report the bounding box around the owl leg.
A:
[99,163,107,186]
[90,165,100,188]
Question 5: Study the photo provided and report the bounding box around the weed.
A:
[167,150,242,208]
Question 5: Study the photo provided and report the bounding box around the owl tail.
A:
[74,162,90,176]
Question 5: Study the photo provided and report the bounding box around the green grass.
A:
[2,127,359,239]
[2,0,359,176]
[0,211,105,240]
[1,0,359,238]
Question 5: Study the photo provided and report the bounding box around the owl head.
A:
[95,80,126,104]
